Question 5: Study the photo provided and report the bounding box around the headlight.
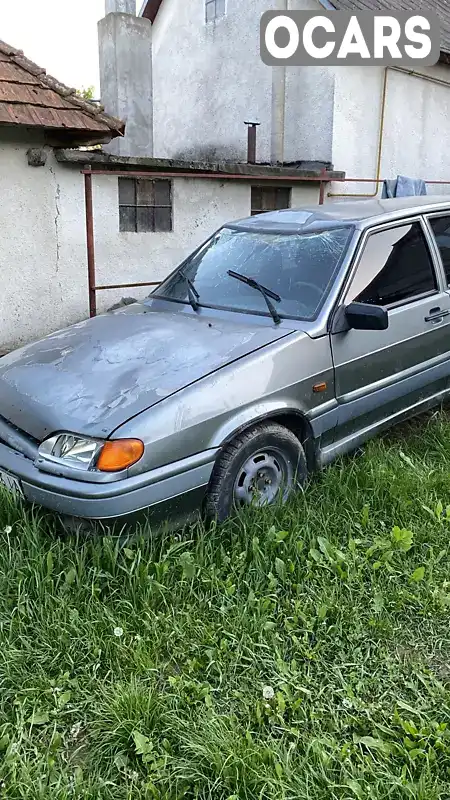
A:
[38,434,101,468]
[38,434,144,472]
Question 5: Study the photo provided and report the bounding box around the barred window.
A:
[205,0,225,23]
[118,178,172,233]
[251,186,291,216]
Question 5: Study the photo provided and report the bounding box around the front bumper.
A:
[0,440,218,523]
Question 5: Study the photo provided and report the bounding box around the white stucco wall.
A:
[0,134,81,352]
[0,139,256,350]
[291,183,320,206]
[283,0,335,164]
[151,0,331,163]
[152,0,271,162]
[84,175,252,311]
[149,0,450,182]
[329,63,450,200]
[0,135,318,351]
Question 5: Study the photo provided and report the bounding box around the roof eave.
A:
[44,129,122,147]
[0,120,121,147]
[0,39,125,140]
[55,148,346,181]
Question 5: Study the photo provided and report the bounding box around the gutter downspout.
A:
[271,0,287,164]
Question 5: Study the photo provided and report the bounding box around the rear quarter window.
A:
[429,215,450,287]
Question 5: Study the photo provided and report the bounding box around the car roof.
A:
[229,195,450,234]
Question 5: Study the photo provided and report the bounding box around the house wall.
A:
[152,0,270,162]
[151,0,331,163]
[291,183,320,205]
[284,63,335,164]
[86,174,251,310]
[329,62,450,198]
[150,0,450,184]
[98,12,154,158]
[1,135,318,351]
[0,137,252,350]
[0,132,80,352]
[283,0,335,164]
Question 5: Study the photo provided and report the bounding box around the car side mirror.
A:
[345,301,388,331]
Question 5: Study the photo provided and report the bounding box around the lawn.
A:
[1,413,450,799]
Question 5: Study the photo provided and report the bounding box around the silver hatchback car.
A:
[1,195,450,527]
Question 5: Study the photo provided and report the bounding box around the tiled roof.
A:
[329,1,450,57]
[0,41,125,146]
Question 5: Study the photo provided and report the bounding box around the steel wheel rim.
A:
[233,447,293,508]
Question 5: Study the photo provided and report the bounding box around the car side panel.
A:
[115,333,336,474]
[331,292,450,442]
[327,214,450,450]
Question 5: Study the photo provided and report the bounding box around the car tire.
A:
[205,422,307,522]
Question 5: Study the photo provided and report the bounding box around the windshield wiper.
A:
[180,272,200,312]
[227,270,282,325]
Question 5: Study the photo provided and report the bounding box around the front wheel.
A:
[205,422,307,522]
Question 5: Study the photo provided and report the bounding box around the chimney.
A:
[98,0,153,157]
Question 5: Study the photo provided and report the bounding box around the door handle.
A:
[424,307,450,322]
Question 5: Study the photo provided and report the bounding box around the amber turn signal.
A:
[96,439,144,472]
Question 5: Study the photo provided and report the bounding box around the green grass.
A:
[2,412,450,798]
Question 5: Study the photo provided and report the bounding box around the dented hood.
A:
[0,304,292,441]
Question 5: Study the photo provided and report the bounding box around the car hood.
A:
[0,305,293,441]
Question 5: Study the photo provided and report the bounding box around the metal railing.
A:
[83,167,450,318]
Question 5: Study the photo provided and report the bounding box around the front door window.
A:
[347,222,437,308]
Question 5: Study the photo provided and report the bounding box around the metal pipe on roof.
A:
[245,121,260,164]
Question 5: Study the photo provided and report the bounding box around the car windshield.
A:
[152,225,353,321]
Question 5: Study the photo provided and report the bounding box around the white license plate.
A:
[0,469,23,499]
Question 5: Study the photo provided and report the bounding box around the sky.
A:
[0,0,118,97]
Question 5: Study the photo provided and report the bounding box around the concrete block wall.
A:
[98,11,153,157]
[0,136,324,350]
[150,0,336,164]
